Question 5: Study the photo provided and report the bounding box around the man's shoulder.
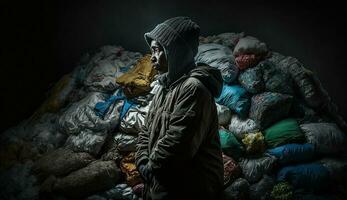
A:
[180,76,209,96]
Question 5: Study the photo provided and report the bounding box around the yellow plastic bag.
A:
[120,152,143,186]
[116,54,157,98]
[242,131,266,155]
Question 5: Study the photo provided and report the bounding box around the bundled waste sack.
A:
[233,36,269,70]
[64,129,108,156]
[116,54,157,98]
[219,129,244,159]
[238,64,264,94]
[223,178,250,200]
[58,91,124,134]
[270,181,294,200]
[249,175,275,200]
[120,152,142,187]
[266,143,315,165]
[113,132,137,152]
[318,158,347,183]
[260,60,294,95]
[195,43,239,84]
[31,73,76,118]
[120,103,149,135]
[276,56,347,132]
[277,56,322,108]
[249,92,293,129]
[277,163,330,191]
[0,161,39,200]
[228,115,260,139]
[199,32,244,50]
[216,84,251,118]
[264,118,306,148]
[223,153,241,186]
[239,155,277,183]
[300,123,347,154]
[242,131,266,155]
[32,148,95,181]
[40,160,122,199]
[79,46,142,93]
[217,103,232,126]
[238,60,294,95]
[0,140,40,171]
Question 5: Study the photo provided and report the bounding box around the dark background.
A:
[1,0,347,132]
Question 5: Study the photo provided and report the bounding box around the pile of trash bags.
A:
[1,33,347,200]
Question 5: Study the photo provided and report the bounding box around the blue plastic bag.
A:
[215,84,250,118]
[266,143,315,165]
[277,163,330,190]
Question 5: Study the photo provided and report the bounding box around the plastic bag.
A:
[264,118,305,148]
[249,92,293,129]
[239,155,277,183]
[219,129,244,159]
[216,84,251,119]
[300,123,347,154]
[195,43,239,83]
[266,143,315,165]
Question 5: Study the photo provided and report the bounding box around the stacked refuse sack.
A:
[1,33,347,200]
[199,33,347,200]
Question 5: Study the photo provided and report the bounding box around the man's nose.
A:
[150,55,157,63]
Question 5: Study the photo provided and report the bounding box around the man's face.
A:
[150,40,168,74]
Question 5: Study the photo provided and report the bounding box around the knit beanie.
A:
[144,17,200,87]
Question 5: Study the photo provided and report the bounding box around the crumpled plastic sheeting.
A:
[249,175,275,200]
[195,43,239,84]
[228,115,260,140]
[74,45,142,93]
[216,103,232,126]
[300,123,347,154]
[65,129,107,155]
[223,178,250,200]
[249,92,293,129]
[0,161,39,200]
[120,104,149,135]
[114,132,137,152]
[199,32,245,50]
[239,155,277,183]
[58,91,123,135]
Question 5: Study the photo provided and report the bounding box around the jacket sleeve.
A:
[135,101,153,167]
[148,81,211,171]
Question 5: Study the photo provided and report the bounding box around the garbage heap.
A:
[1,33,347,200]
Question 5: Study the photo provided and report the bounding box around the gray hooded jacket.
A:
[135,17,224,200]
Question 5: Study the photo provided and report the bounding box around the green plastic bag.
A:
[219,129,244,159]
[264,118,305,148]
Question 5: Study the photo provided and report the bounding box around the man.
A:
[135,16,224,200]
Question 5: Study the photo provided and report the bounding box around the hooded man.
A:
[135,16,224,200]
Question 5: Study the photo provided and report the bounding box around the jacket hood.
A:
[144,17,200,88]
[190,64,223,97]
